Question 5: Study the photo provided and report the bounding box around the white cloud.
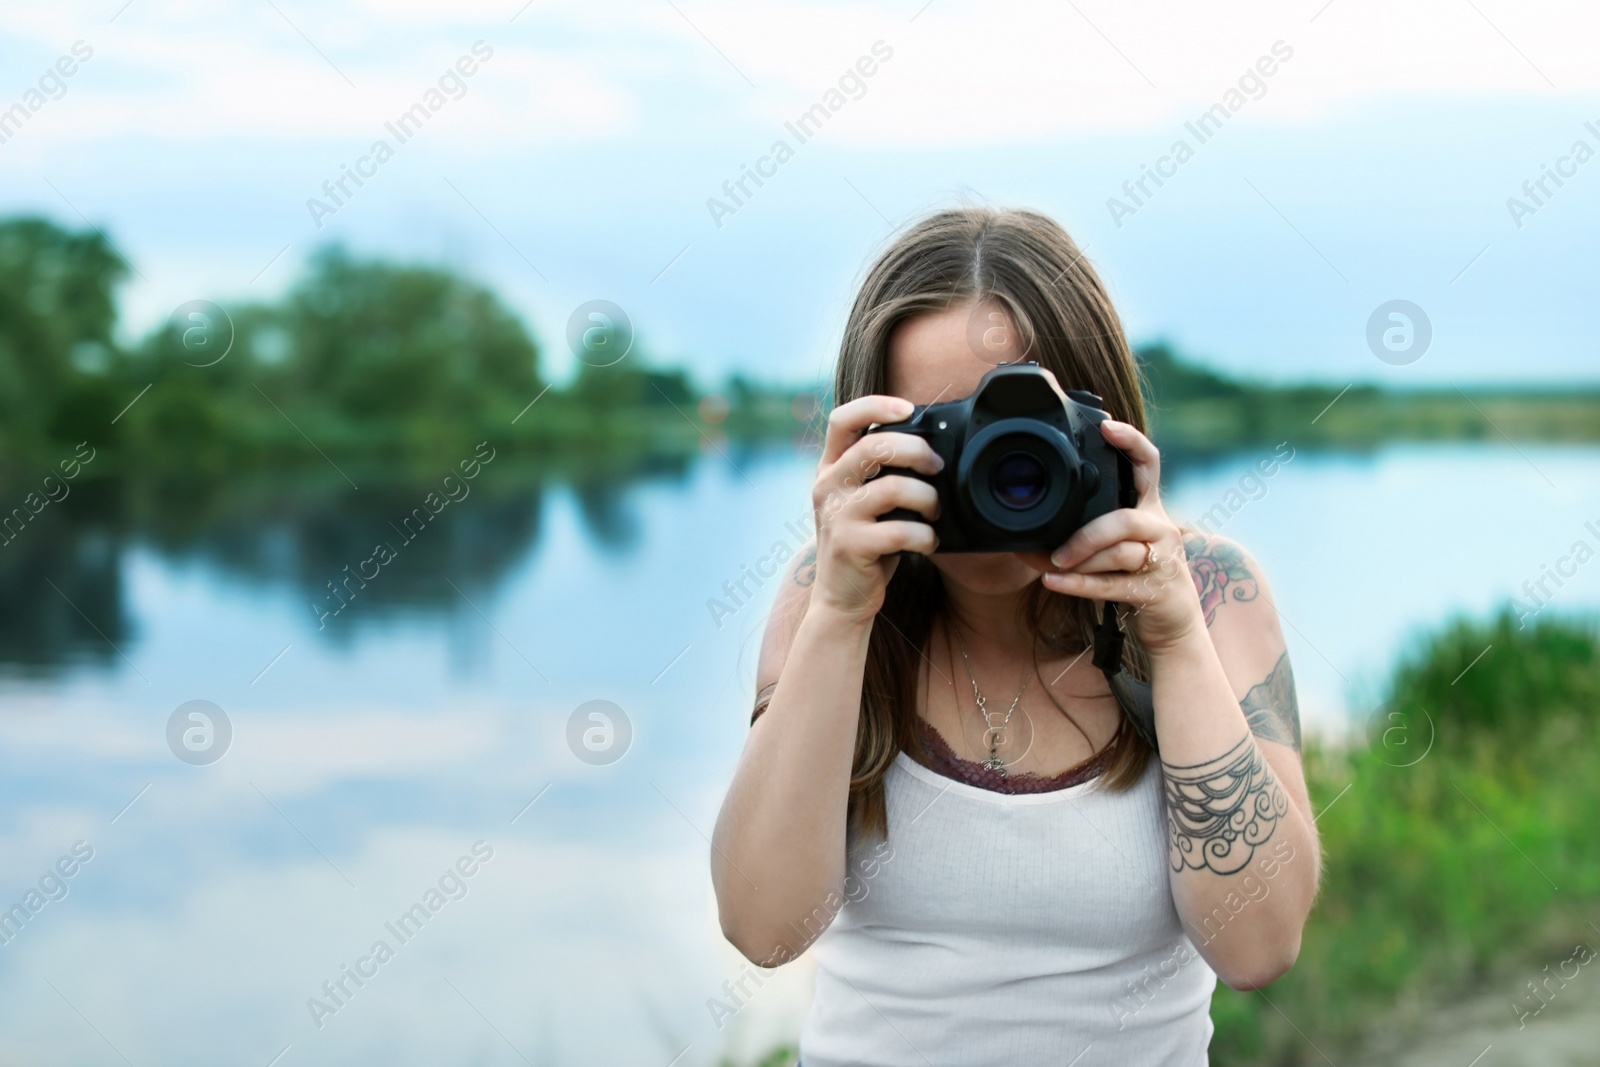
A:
[5,0,1596,155]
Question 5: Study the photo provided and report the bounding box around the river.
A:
[0,442,1596,1065]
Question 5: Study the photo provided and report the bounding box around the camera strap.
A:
[1091,601,1160,754]
[1086,438,1161,753]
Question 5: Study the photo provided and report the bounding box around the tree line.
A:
[0,215,811,473]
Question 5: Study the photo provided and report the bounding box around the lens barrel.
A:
[958,418,1084,535]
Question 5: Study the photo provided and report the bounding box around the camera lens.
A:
[990,451,1048,510]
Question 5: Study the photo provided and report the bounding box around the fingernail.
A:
[931,454,945,471]
[1050,551,1068,567]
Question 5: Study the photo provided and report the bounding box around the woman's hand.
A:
[809,395,944,624]
[1025,419,1204,653]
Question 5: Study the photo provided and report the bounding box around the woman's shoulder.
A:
[1178,529,1298,746]
[1177,528,1275,632]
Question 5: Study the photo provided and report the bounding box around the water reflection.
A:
[0,443,1597,1066]
[0,477,127,670]
[0,454,721,671]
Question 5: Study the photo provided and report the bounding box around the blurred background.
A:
[2,1,1599,1064]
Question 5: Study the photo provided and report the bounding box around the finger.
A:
[829,474,939,524]
[1048,508,1167,569]
[821,395,916,466]
[1073,540,1150,575]
[1040,569,1140,604]
[854,519,939,558]
[1099,419,1162,506]
[833,430,944,484]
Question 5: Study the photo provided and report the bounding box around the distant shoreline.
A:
[5,215,1597,480]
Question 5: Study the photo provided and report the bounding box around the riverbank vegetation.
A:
[4,216,1597,481]
[1211,608,1600,1063]
[1141,343,1600,451]
[0,216,813,476]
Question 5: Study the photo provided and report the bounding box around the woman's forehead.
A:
[885,301,1021,405]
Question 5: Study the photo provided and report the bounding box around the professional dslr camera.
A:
[863,362,1134,553]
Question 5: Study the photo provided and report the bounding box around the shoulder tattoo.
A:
[1183,534,1259,627]
[1240,651,1302,752]
[1162,734,1289,876]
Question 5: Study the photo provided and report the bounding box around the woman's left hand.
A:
[1019,419,1204,653]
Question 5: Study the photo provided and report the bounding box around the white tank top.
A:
[798,749,1216,1066]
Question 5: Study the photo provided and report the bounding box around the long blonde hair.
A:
[835,206,1154,841]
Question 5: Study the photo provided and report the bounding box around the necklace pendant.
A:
[982,754,1007,776]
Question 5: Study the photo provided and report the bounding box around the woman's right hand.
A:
[809,395,945,623]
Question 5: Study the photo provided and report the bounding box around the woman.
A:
[710,207,1320,1065]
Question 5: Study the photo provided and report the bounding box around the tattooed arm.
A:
[1043,425,1320,992]
[1154,532,1319,988]
[1184,533,1259,628]
[1239,651,1302,751]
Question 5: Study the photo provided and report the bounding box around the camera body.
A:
[863,362,1133,553]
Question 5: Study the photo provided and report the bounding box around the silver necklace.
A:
[951,625,1032,776]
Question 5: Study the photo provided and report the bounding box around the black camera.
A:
[863,363,1134,553]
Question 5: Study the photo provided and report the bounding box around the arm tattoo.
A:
[1183,534,1259,627]
[1240,652,1302,752]
[794,545,817,587]
[1162,734,1288,875]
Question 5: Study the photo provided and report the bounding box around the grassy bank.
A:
[1212,609,1600,1063]
[1140,344,1600,450]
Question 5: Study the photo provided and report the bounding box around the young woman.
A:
[710,207,1320,1065]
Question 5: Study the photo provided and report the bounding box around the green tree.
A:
[282,246,541,423]
[0,216,127,449]
[569,359,695,412]
[1136,341,1246,404]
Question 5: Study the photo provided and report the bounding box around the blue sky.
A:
[2,0,1597,387]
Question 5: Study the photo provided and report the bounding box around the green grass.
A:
[1211,608,1600,1063]
[719,1047,797,1067]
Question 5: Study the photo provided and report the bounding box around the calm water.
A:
[1,442,1598,1066]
